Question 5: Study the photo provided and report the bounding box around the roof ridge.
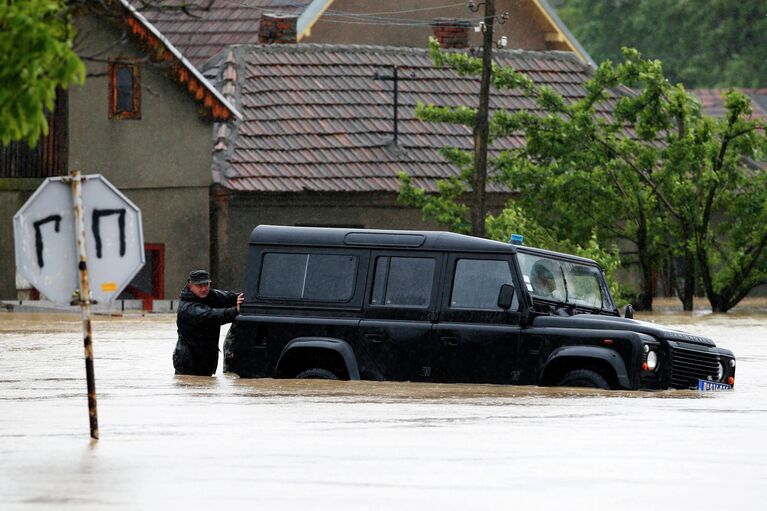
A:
[232,42,586,65]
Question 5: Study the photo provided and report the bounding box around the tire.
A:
[295,368,340,380]
[557,369,610,389]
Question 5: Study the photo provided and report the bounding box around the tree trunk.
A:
[677,247,695,311]
[634,217,653,311]
[636,256,654,311]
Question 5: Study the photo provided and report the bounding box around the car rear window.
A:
[259,252,357,302]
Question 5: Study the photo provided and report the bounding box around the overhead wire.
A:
[207,0,486,27]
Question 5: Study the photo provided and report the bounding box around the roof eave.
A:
[534,0,596,68]
[118,0,242,121]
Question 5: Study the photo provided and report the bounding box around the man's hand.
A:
[236,293,245,312]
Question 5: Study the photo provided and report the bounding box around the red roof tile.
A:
[692,89,767,119]
[211,45,616,193]
[136,0,311,67]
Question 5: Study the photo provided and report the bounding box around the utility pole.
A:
[471,0,494,238]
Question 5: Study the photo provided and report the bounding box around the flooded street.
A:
[1,311,765,510]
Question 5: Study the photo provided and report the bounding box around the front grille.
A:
[668,342,720,388]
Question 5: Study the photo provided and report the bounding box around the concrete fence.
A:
[2,299,178,314]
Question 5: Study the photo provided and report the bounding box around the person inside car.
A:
[531,261,558,299]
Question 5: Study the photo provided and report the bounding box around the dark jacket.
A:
[173,287,239,376]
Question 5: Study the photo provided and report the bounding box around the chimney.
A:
[258,13,298,44]
[431,18,470,49]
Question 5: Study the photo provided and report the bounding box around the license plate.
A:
[697,379,732,391]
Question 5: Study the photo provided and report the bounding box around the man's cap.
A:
[188,270,211,284]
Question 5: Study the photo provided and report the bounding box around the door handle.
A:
[441,336,459,347]
[364,333,384,343]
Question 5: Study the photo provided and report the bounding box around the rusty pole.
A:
[70,169,99,440]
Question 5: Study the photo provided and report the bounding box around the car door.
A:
[427,254,523,384]
[359,251,443,381]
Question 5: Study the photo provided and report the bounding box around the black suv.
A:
[224,225,736,390]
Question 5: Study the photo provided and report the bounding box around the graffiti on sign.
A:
[33,214,63,268]
[92,208,127,258]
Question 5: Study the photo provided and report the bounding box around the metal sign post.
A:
[13,171,144,440]
[70,170,99,440]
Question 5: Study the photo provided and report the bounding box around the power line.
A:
[325,2,468,16]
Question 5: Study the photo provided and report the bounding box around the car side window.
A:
[371,256,435,307]
[259,252,357,302]
[451,259,518,310]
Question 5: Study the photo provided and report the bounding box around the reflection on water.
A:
[0,311,766,510]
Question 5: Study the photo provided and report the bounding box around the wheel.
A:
[295,368,339,380]
[557,369,610,389]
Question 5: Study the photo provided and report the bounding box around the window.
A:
[451,259,517,310]
[259,253,357,302]
[109,61,140,119]
[371,256,435,307]
[517,253,612,309]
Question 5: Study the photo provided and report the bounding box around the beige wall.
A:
[67,14,216,298]
[70,15,213,189]
[303,0,549,51]
[125,187,211,299]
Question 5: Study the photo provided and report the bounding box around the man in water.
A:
[172,270,244,376]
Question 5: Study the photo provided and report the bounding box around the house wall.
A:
[302,0,549,51]
[68,13,217,298]
[0,12,216,300]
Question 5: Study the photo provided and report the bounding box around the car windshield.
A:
[517,253,614,310]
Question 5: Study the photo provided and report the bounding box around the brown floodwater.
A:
[0,310,765,509]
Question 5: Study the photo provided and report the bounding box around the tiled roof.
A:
[692,89,767,119]
[136,0,311,67]
[212,44,619,193]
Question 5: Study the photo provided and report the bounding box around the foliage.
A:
[0,0,85,146]
[555,0,767,88]
[404,38,767,312]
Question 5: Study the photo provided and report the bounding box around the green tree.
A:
[0,0,85,146]
[401,38,659,309]
[403,39,767,312]
[555,0,767,88]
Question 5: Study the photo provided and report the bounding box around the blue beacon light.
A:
[509,234,524,245]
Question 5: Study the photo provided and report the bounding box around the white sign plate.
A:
[13,174,145,305]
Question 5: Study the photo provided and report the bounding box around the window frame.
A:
[108,60,141,120]
[369,254,437,309]
[449,257,519,311]
[439,253,521,325]
[363,251,443,321]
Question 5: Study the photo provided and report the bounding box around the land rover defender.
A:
[224,225,736,390]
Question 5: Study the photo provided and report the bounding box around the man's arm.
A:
[178,301,238,326]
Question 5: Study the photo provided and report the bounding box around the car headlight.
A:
[717,362,725,382]
[729,359,736,369]
[646,350,658,371]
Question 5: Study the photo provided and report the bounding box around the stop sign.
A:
[13,174,144,305]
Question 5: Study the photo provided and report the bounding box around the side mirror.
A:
[497,284,515,310]
[624,304,634,319]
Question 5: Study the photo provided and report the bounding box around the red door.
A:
[120,244,164,310]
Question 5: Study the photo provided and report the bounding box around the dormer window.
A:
[109,61,140,119]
